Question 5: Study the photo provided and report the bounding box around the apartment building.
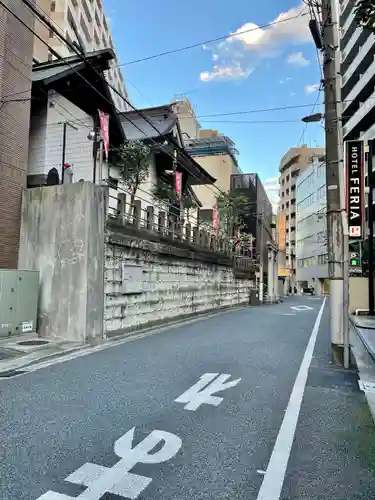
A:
[278,145,325,289]
[172,99,200,142]
[185,130,241,213]
[0,0,34,268]
[296,158,329,295]
[34,0,129,112]
[340,0,375,142]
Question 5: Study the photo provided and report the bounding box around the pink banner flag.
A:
[98,110,109,159]
[175,171,182,200]
[212,206,219,231]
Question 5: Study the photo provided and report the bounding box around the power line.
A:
[17,0,231,203]
[116,10,309,67]
[3,0,229,238]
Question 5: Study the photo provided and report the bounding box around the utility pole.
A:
[320,0,349,366]
[368,140,374,315]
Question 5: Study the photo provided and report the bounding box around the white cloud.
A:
[304,83,320,94]
[280,77,292,84]
[200,3,310,83]
[286,51,310,66]
[227,2,310,51]
[200,62,252,82]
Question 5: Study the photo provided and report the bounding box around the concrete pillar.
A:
[274,251,278,302]
[267,248,274,303]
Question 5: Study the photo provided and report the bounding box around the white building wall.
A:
[28,91,94,180]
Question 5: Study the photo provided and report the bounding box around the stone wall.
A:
[104,221,254,335]
[18,182,106,342]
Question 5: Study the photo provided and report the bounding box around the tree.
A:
[215,190,253,237]
[113,140,151,214]
[355,0,375,33]
[152,179,196,222]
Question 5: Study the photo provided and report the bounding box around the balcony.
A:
[342,26,363,61]
[342,9,355,37]
[344,58,375,110]
[343,35,375,85]
[343,88,375,136]
[360,120,375,140]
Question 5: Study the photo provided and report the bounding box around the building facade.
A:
[34,0,129,112]
[186,130,241,211]
[296,158,329,295]
[0,0,34,268]
[230,173,274,278]
[340,0,375,142]
[278,145,325,288]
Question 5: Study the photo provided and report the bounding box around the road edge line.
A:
[256,297,326,500]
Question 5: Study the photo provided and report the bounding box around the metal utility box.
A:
[0,270,39,338]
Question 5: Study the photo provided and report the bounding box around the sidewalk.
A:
[0,333,84,376]
[283,309,375,500]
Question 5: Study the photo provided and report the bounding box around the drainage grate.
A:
[0,370,26,378]
[17,340,49,347]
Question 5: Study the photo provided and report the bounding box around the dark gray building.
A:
[230,173,274,266]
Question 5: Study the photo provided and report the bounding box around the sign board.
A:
[121,264,143,295]
[346,140,364,240]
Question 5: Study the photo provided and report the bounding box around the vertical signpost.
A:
[346,140,364,241]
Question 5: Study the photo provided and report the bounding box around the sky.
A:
[102,0,324,207]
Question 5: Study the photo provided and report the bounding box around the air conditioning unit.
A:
[0,270,39,338]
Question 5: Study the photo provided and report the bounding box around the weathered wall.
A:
[104,224,253,335]
[349,277,375,313]
[18,182,105,342]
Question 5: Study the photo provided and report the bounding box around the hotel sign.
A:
[346,140,364,240]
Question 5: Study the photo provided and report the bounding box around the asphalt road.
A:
[1,296,375,500]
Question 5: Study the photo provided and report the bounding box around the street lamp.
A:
[301,113,324,123]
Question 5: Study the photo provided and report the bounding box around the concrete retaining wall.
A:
[105,227,253,335]
[18,182,106,342]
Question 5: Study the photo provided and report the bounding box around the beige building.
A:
[278,145,325,289]
[174,98,241,216]
[186,130,241,213]
[34,0,129,111]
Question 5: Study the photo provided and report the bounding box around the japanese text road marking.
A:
[175,373,241,411]
[36,427,182,500]
[290,305,313,311]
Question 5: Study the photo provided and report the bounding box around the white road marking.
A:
[256,297,326,500]
[257,470,267,475]
[36,427,182,500]
[282,313,296,316]
[290,305,313,311]
[175,373,241,411]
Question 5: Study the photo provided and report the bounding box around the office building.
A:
[278,145,325,288]
[0,1,34,268]
[295,158,329,295]
[340,0,375,142]
[230,173,274,276]
[34,0,129,112]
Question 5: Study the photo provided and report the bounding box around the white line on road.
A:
[256,297,326,500]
